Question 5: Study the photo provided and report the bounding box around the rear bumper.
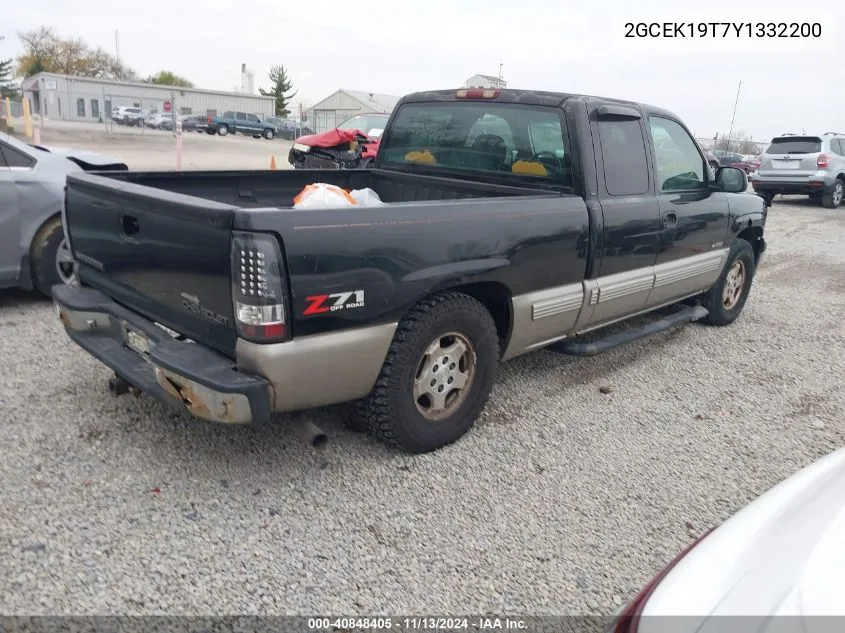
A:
[52,285,272,425]
[751,173,834,194]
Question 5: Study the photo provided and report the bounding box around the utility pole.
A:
[726,80,742,153]
[497,63,503,87]
[115,30,121,79]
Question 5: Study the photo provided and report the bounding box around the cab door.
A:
[645,116,730,307]
[585,104,661,328]
[235,112,248,133]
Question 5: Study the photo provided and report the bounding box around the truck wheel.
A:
[217,124,229,136]
[30,216,78,296]
[821,178,844,208]
[700,239,755,327]
[354,291,500,453]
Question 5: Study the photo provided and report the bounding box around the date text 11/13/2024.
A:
[307,617,528,630]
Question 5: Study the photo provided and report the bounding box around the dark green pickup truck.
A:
[206,111,277,139]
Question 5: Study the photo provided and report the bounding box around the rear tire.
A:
[30,217,78,297]
[354,291,500,454]
[821,178,844,209]
[700,239,755,327]
[217,124,229,136]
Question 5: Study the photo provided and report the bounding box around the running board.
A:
[547,305,710,357]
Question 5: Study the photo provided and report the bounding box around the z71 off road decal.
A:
[303,290,365,315]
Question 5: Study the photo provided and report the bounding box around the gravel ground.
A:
[1,197,844,616]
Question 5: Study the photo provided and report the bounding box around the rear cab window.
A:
[378,101,573,189]
[597,118,650,196]
[765,137,822,155]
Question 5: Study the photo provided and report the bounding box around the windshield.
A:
[765,137,822,155]
[338,114,390,137]
[378,101,571,185]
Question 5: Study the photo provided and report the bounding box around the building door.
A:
[315,110,336,133]
[105,100,112,118]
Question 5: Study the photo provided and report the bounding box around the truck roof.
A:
[398,88,681,122]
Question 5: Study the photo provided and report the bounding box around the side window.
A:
[649,117,706,191]
[0,143,36,168]
[222,111,233,119]
[597,119,649,196]
[247,114,260,123]
[236,112,247,121]
[832,139,844,156]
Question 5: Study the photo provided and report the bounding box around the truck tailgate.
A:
[65,172,238,355]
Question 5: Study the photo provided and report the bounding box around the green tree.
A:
[144,70,194,88]
[0,58,16,98]
[15,26,133,79]
[0,35,15,97]
[259,65,297,116]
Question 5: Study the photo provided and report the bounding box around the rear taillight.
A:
[207,115,212,124]
[613,528,714,632]
[230,231,290,343]
[817,153,831,168]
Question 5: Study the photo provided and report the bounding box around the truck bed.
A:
[65,167,587,357]
[99,167,563,208]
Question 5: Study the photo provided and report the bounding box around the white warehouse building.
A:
[20,72,275,122]
[305,89,400,133]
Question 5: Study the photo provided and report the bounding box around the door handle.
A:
[662,212,678,227]
[121,214,140,237]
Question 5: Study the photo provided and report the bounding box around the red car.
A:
[719,152,759,174]
[287,112,391,169]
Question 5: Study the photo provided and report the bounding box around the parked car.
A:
[181,115,209,133]
[288,112,390,168]
[263,117,311,140]
[0,134,127,296]
[611,445,845,626]
[718,152,758,174]
[53,87,765,454]
[206,111,276,139]
[144,113,176,130]
[751,132,845,207]
[111,106,145,127]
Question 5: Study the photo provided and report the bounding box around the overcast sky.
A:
[3,0,842,141]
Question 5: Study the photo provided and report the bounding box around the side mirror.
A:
[715,166,747,193]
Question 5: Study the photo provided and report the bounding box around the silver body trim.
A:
[236,322,398,413]
[502,249,729,360]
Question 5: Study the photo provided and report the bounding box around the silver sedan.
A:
[612,446,845,631]
[0,133,127,295]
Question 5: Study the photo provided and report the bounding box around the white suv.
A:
[111,106,145,127]
[751,132,845,208]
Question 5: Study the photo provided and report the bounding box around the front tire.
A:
[700,239,755,326]
[264,128,275,140]
[354,292,500,453]
[822,178,844,209]
[30,217,78,296]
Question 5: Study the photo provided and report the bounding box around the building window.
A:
[77,98,86,117]
[91,99,100,118]
[181,107,192,115]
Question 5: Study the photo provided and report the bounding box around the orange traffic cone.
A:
[270,155,277,170]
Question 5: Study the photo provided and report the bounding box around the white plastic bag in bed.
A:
[293,183,385,209]
[349,187,384,206]
[293,183,356,208]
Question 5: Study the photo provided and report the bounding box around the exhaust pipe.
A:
[291,413,328,449]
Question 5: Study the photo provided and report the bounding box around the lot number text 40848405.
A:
[624,22,822,38]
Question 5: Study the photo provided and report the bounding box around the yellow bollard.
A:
[22,97,33,139]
